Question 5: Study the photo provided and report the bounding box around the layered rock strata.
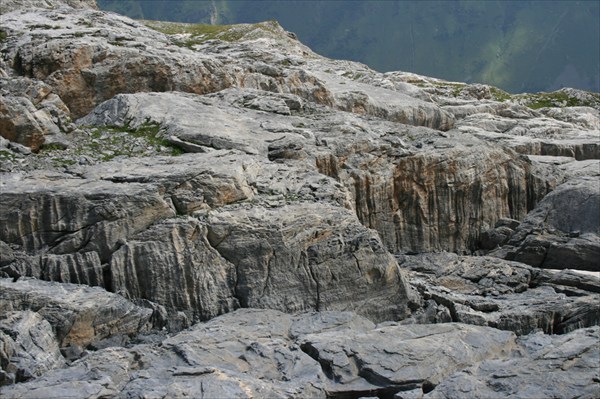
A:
[0,0,599,397]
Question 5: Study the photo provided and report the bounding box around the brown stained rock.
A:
[0,278,153,348]
[0,96,48,151]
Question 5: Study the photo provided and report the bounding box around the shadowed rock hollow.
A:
[0,0,599,397]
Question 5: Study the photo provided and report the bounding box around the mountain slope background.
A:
[97,0,600,94]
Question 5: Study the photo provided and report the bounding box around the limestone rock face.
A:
[448,99,600,162]
[2,309,598,399]
[109,217,240,322]
[312,70,455,130]
[78,90,546,255]
[0,151,417,324]
[0,278,153,348]
[1,4,454,133]
[0,311,66,385]
[0,76,73,151]
[400,253,600,336]
[206,203,418,322]
[300,322,515,396]
[0,3,599,397]
[0,174,176,261]
[1,9,235,119]
[336,141,542,253]
[488,174,600,271]
[4,251,104,288]
[426,327,600,399]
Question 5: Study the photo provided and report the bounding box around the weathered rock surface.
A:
[0,76,72,151]
[0,1,599,397]
[0,150,417,324]
[2,309,598,399]
[426,327,600,399]
[301,321,516,397]
[0,311,66,385]
[487,172,600,272]
[0,0,97,14]
[0,172,176,261]
[77,89,548,254]
[109,217,240,323]
[399,253,600,336]
[206,203,418,322]
[0,278,153,348]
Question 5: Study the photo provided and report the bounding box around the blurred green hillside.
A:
[97,0,600,94]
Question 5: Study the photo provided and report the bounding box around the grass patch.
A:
[490,87,512,102]
[516,90,600,109]
[96,123,183,159]
[0,31,7,42]
[38,123,182,167]
[425,81,467,97]
[41,143,67,151]
[0,149,16,162]
[144,20,280,47]
[51,157,77,167]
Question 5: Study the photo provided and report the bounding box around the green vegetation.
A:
[341,71,367,81]
[0,149,16,162]
[435,82,466,97]
[516,91,600,109]
[490,87,512,102]
[89,123,183,160]
[144,20,279,47]
[41,143,67,151]
[0,31,7,42]
[51,157,77,167]
[38,123,182,169]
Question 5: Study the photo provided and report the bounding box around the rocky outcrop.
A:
[427,327,600,399]
[77,89,549,254]
[0,142,418,322]
[0,0,97,14]
[336,140,544,254]
[0,77,72,151]
[399,253,600,336]
[206,203,418,322]
[0,2,599,397]
[109,217,239,323]
[0,278,153,348]
[2,309,598,399]
[0,311,66,385]
[312,70,455,130]
[486,173,600,272]
[1,8,235,119]
[0,173,176,261]
[300,322,515,397]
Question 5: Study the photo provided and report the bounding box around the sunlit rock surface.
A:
[1,0,599,397]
